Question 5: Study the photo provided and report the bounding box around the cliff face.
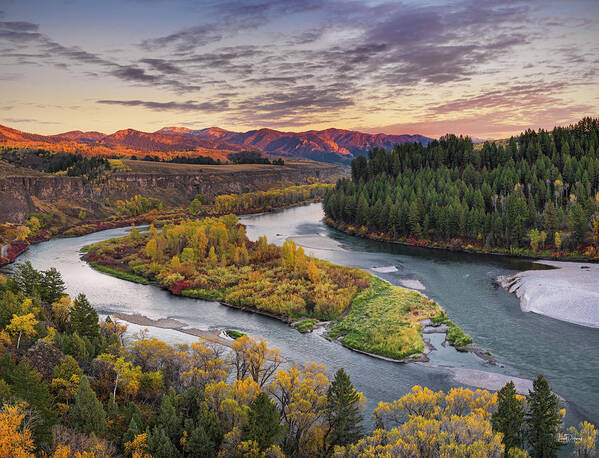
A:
[0,162,343,223]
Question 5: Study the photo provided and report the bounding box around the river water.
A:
[7,203,598,427]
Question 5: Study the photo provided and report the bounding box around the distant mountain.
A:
[52,130,106,143]
[156,126,432,162]
[0,123,432,164]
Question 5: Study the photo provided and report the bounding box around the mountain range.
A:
[0,123,431,164]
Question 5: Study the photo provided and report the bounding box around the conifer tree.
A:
[69,376,106,436]
[324,368,363,454]
[492,381,525,454]
[186,424,215,457]
[69,293,100,342]
[242,392,283,451]
[148,425,181,458]
[39,267,66,303]
[159,391,182,443]
[526,374,562,458]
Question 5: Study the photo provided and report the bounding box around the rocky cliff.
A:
[0,161,343,223]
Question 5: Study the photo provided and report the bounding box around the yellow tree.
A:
[6,313,38,349]
[144,238,160,261]
[0,403,36,458]
[568,421,597,458]
[181,340,228,388]
[208,246,218,266]
[128,337,173,372]
[555,232,562,251]
[205,378,261,431]
[230,336,282,388]
[52,296,72,332]
[51,374,80,416]
[124,433,153,458]
[307,259,320,283]
[374,385,443,429]
[98,354,142,401]
[593,215,599,248]
[281,240,296,270]
[268,363,329,456]
[15,226,30,242]
[341,386,506,458]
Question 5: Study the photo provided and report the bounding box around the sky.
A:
[0,0,598,139]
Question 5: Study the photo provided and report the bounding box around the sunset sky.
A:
[1,0,598,139]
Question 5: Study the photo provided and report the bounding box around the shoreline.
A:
[88,254,495,367]
[497,260,599,328]
[115,311,525,402]
[111,312,234,347]
[324,218,599,264]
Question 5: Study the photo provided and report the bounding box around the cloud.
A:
[0,21,39,32]
[111,65,159,83]
[140,58,183,74]
[140,0,322,51]
[0,0,597,134]
[96,99,229,112]
[2,118,59,125]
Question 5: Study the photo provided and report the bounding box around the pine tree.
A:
[569,202,588,245]
[186,424,215,457]
[242,392,283,451]
[69,294,100,342]
[526,374,562,458]
[159,391,182,442]
[492,381,525,453]
[123,415,143,447]
[408,199,422,237]
[13,262,42,297]
[324,368,363,454]
[148,425,181,458]
[39,267,66,303]
[69,376,106,436]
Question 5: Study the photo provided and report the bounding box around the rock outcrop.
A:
[0,161,343,223]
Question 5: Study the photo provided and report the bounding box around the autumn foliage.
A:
[87,215,370,321]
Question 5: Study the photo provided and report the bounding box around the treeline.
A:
[113,195,163,217]
[1,147,109,179]
[134,154,223,165]
[228,151,284,165]
[0,265,596,457]
[324,118,599,256]
[211,183,333,214]
[132,151,285,166]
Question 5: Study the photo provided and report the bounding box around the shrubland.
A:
[87,215,369,321]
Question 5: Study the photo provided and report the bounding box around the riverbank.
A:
[324,218,599,263]
[498,260,599,328]
[111,312,234,347]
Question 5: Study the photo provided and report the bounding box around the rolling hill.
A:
[0,123,431,163]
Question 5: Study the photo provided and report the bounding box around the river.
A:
[7,203,598,428]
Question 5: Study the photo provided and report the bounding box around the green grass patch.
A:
[225,329,247,339]
[328,276,442,360]
[89,262,149,284]
[181,288,224,301]
[80,245,90,252]
[431,311,473,347]
[293,319,318,333]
